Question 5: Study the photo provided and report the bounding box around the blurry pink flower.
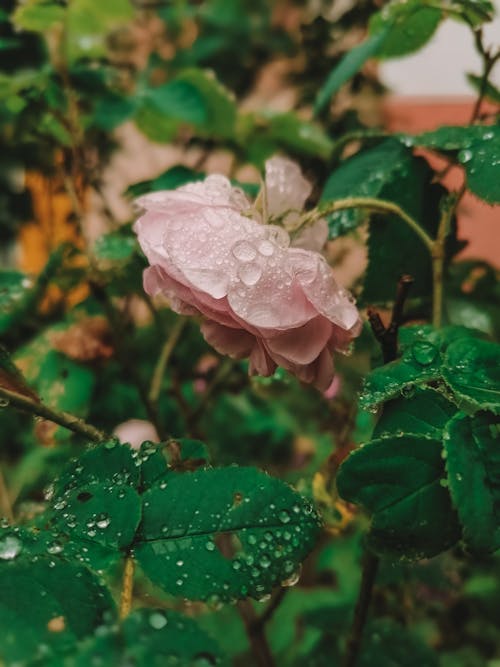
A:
[133,157,362,390]
[114,419,159,450]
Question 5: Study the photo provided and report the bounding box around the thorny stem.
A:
[119,556,135,619]
[305,197,434,253]
[149,317,187,405]
[0,466,14,523]
[0,386,106,442]
[344,276,414,667]
[238,600,275,667]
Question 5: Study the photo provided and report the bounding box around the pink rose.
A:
[133,157,361,390]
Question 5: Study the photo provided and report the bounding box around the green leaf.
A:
[369,1,442,58]
[68,608,228,666]
[13,0,65,33]
[363,150,447,302]
[47,443,141,557]
[144,79,208,126]
[373,388,457,439]
[239,112,333,164]
[134,102,180,143]
[444,412,500,554]
[92,227,146,295]
[401,125,500,204]
[313,28,390,115]
[175,68,237,139]
[0,558,114,664]
[443,337,500,414]
[92,93,137,131]
[321,139,412,238]
[134,467,321,602]
[126,165,205,198]
[337,434,461,558]
[360,330,443,410]
[358,619,439,666]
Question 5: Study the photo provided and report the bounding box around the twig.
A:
[305,197,434,252]
[149,318,186,405]
[0,466,14,523]
[470,29,500,123]
[342,552,380,667]
[368,275,414,363]
[237,600,275,667]
[253,588,288,631]
[119,555,135,619]
[344,276,414,666]
[0,386,106,442]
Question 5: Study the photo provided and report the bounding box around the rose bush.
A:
[133,157,362,390]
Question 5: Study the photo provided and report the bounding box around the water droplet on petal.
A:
[238,264,262,286]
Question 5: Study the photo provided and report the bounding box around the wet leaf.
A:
[67,608,228,666]
[445,412,500,554]
[0,558,114,664]
[134,467,321,601]
[443,337,500,414]
[337,434,461,558]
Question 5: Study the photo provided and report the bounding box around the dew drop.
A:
[0,536,21,560]
[238,264,262,286]
[149,612,168,629]
[232,241,257,262]
[278,510,291,524]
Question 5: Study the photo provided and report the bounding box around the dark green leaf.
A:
[337,435,461,558]
[0,557,114,664]
[443,337,500,414]
[358,618,439,666]
[373,388,457,439]
[401,125,500,204]
[134,467,321,601]
[445,412,500,554]
[0,271,34,336]
[314,29,390,115]
[47,443,141,556]
[321,139,412,238]
[68,608,228,666]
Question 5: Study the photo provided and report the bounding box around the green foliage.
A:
[1,0,499,663]
[66,608,228,666]
[402,125,500,204]
[135,466,321,602]
[0,557,114,664]
[444,412,500,554]
[337,433,461,558]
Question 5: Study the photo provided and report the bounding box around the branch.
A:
[368,274,414,363]
[149,317,186,405]
[119,556,135,619]
[343,552,380,667]
[0,386,106,442]
[308,198,434,253]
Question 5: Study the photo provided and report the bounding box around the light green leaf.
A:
[337,434,461,558]
[12,0,64,32]
[444,412,500,553]
[134,467,321,602]
[126,165,205,198]
[369,1,442,58]
[314,28,390,115]
[144,79,208,126]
